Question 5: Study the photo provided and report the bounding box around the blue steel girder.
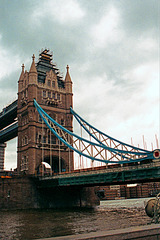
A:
[33,99,159,164]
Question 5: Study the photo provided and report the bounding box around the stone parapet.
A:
[40,224,160,240]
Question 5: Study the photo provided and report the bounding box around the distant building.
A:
[0,143,6,170]
[98,182,160,200]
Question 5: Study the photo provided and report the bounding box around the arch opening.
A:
[43,155,66,174]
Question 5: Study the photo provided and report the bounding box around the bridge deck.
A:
[0,122,18,143]
[0,100,17,130]
[36,160,160,188]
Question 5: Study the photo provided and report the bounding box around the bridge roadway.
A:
[0,100,18,143]
[35,160,160,188]
[0,99,17,130]
[0,122,18,143]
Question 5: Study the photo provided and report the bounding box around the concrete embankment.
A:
[36,224,160,240]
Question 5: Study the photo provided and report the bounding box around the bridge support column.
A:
[0,143,6,170]
[80,187,100,208]
[38,186,100,209]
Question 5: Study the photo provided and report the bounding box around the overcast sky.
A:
[0,0,159,170]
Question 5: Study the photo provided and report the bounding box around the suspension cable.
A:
[50,129,52,176]
[59,138,61,174]
[42,119,44,176]
[69,147,70,173]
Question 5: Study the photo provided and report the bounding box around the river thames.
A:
[0,198,151,240]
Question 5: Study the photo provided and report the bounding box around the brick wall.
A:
[98,183,160,200]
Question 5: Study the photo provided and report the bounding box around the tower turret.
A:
[65,65,73,109]
[28,54,38,101]
[18,64,24,93]
[29,54,37,85]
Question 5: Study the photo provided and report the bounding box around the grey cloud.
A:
[116,0,158,34]
[0,0,158,94]
[0,0,158,169]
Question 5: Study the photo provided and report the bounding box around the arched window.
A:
[48,80,51,87]
[43,90,46,98]
[52,81,55,88]
[48,91,51,98]
[52,92,55,99]
[57,93,60,100]
[25,136,28,145]
[61,119,64,126]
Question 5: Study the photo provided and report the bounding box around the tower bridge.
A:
[0,49,159,209]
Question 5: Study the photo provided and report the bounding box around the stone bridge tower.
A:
[17,49,73,175]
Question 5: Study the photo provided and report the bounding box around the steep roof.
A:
[36,49,65,88]
[29,54,37,73]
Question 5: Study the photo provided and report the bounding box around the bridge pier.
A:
[38,186,100,209]
[0,176,100,210]
[0,143,6,170]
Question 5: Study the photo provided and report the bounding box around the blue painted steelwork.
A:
[70,107,149,152]
[70,107,160,162]
[34,99,158,164]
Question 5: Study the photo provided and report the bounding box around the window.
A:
[61,119,64,125]
[48,91,51,98]
[25,136,28,145]
[51,135,56,144]
[39,115,42,122]
[24,155,26,164]
[43,136,46,143]
[21,156,28,171]
[21,156,26,171]
[48,80,51,87]
[57,93,60,100]
[39,135,42,143]
[52,92,55,99]
[43,90,46,98]
[52,81,55,88]
[48,133,50,144]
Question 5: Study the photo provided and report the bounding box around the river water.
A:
[0,198,152,240]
